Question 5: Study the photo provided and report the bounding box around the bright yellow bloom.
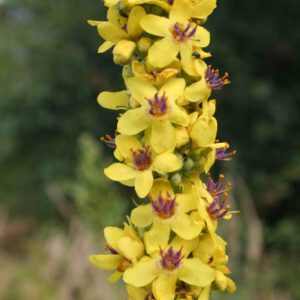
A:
[126,59,181,87]
[193,233,237,295]
[185,60,230,102]
[140,0,210,75]
[104,135,182,198]
[123,237,215,300]
[88,5,145,55]
[117,77,189,153]
[131,178,204,253]
[89,223,144,283]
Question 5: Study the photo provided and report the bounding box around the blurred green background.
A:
[0,0,299,299]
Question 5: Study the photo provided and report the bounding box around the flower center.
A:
[205,65,230,90]
[149,191,177,219]
[148,92,168,117]
[160,246,184,271]
[132,146,152,171]
[171,22,197,43]
[206,174,232,220]
[100,132,119,149]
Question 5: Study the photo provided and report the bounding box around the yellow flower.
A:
[123,236,215,300]
[131,178,204,253]
[127,59,181,87]
[88,5,145,54]
[89,223,144,283]
[140,0,210,75]
[104,135,182,198]
[193,233,237,294]
[185,60,230,102]
[117,77,189,153]
[126,285,155,300]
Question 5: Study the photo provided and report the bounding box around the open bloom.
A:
[89,223,144,283]
[88,5,145,55]
[139,0,210,75]
[104,135,182,198]
[185,60,230,102]
[193,233,237,296]
[123,237,215,300]
[117,77,189,153]
[131,178,204,253]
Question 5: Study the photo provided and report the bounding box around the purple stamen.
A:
[216,147,237,161]
[132,146,152,171]
[105,244,119,255]
[205,65,230,91]
[160,246,184,271]
[148,92,168,117]
[171,22,197,43]
[206,174,232,220]
[100,132,119,149]
[149,192,177,219]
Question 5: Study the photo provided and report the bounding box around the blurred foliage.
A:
[0,0,299,299]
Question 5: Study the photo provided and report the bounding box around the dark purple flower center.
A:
[206,174,232,220]
[216,147,236,161]
[149,191,177,219]
[205,65,230,90]
[171,22,197,43]
[160,246,184,271]
[132,146,152,171]
[148,92,168,117]
[168,0,174,5]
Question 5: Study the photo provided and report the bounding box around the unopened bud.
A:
[113,40,136,64]
[137,37,152,53]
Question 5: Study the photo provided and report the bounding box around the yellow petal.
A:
[115,135,143,160]
[108,271,122,283]
[168,105,189,126]
[160,78,185,101]
[149,178,173,199]
[192,0,217,19]
[148,37,179,68]
[97,22,128,43]
[140,14,170,37]
[171,236,198,256]
[104,163,137,181]
[117,107,150,135]
[198,285,211,300]
[170,0,193,22]
[104,226,124,249]
[127,77,157,104]
[179,43,198,76]
[131,204,153,228]
[190,118,215,147]
[153,273,177,300]
[150,120,176,153]
[98,90,129,110]
[98,41,114,53]
[135,170,153,198]
[118,236,144,263]
[113,40,136,64]
[144,221,170,255]
[152,152,182,174]
[193,26,210,48]
[171,213,202,240]
[89,254,123,270]
[123,258,158,287]
[178,258,215,287]
[127,6,146,39]
[184,79,211,102]
[126,285,148,300]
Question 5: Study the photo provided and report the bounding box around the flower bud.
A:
[137,37,152,53]
[214,271,227,291]
[113,40,136,65]
[175,126,189,147]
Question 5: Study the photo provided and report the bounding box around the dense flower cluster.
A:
[89,0,238,299]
